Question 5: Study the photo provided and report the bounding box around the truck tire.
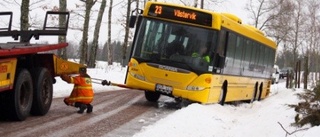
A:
[8,69,33,121]
[0,92,7,120]
[31,68,53,116]
[145,90,160,102]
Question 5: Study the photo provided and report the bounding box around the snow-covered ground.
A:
[133,84,319,137]
[54,61,320,137]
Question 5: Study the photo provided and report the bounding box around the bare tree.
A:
[289,0,306,68]
[265,0,294,46]
[58,0,68,59]
[20,0,30,31]
[121,0,132,67]
[79,0,96,64]
[88,0,107,68]
[270,0,307,87]
[107,0,114,65]
[2,0,46,30]
[245,0,306,69]
[0,0,62,44]
[245,0,284,30]
[303,0,320,88]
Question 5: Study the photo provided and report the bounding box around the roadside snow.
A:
[133,83,318,137]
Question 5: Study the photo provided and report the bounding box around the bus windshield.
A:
[132,18,218,73]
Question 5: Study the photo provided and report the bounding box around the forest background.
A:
[1,0,320,82]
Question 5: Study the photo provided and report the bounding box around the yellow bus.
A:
[126,1,277,105]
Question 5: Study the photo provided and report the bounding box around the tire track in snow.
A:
[52,94,144,137]
[1,90,140,137]
[0,90,124,134]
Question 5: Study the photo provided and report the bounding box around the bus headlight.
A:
[130,72,145,81]
[186,86,205,91]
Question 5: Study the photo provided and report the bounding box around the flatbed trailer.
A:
[0,11,84,121]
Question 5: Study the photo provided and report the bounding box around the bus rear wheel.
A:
[257,83,263,101]
[251,83,258,103]
[31,68,53,116]
[144,90,160,102]
[8,69,33,121]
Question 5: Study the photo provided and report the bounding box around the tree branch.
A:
[277,122,309,137]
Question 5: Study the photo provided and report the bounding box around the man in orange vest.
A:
[60,67,94,114]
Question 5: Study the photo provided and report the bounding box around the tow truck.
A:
[0,11,84,121]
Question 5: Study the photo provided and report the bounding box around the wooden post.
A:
[298,60,301,88]
[286,69,289,88]
[295,61,298,88]
[304,56,308,89]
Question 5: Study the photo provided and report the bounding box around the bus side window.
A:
[214,30,227,72]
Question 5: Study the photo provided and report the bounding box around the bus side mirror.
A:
[129,15,136,28]
[219,57,225,68]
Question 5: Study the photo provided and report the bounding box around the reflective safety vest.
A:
[192,53,210,62]
[68,75,94,104]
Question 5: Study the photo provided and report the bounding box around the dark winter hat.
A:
[79,67,87,73]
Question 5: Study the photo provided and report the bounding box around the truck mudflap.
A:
[0,58,17,92]
[53,55,86,76]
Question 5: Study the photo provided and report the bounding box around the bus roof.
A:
[219,13,276,49]
[143,1,277,49]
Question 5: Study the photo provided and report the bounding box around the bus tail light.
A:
[128,61,138,67]
[128,62,132,67]
[205,77,211,84]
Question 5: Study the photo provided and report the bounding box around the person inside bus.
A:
[192,45,210,63]
[60,67,94,114]
[166,38,184,57]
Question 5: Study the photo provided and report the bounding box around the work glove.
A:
[101,80,111,86]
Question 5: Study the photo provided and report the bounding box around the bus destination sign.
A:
[148,4,212,27]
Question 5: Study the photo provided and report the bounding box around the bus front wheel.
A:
[144,90,160,102]
[219,81,228,106]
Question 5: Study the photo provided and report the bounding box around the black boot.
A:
[77,103,87,114]
[86,104,93,113]
[74,102,81,107]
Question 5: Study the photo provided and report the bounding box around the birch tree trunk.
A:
[107,0,113,65]
[80,0,95,65]
[291,0,305,69]
[88,0,107,67]
[122,0,131,67]
[20,0,29,31]
[58,0,67,59]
